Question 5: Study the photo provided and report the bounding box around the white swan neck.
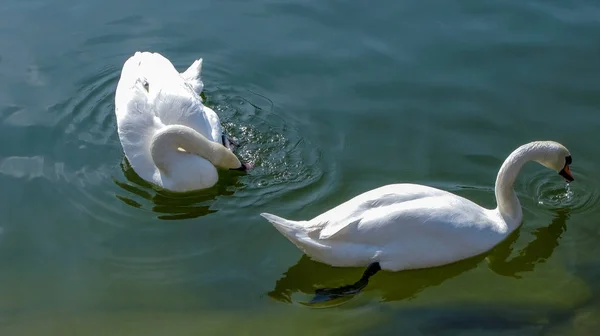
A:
[150,125,218,174]
[494,142,547,226]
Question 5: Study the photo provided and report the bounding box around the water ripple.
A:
[524,170,599,214]
[204,84,332,209]
[49,63,119,147]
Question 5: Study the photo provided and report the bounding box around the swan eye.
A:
[143,81,149,92]
[565,155,572,165]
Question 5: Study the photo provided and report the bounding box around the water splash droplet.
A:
[564,183,574,201]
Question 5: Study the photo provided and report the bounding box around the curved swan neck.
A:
[150,125,220,174]
[494,142,547,224]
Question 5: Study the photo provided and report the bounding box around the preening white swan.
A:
[261,141,574,300]
[114,52,249,192]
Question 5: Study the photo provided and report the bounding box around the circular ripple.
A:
[523,169,600,214]
[202,84,337,210]
[43,56,133,227]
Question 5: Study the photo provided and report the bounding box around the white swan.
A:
[260,141,574,300]
[114,52,249,192]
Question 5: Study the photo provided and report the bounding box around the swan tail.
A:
[260,213,307,236]
[181,58,204,95]
[260,212,334,264]
[261,212,323,254]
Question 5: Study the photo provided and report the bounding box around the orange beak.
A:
[559,164,574,182]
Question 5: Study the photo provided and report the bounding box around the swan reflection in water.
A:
[268,208,570,306]
[113,156,245,220]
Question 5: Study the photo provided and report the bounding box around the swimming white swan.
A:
[114,52,249,192]
[260,141,574,300]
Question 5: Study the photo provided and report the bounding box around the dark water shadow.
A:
[268,253,485,307]
[268,208,570,307]
[487,207,570,278]
[112,156,245,220]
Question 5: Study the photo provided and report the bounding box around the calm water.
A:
[1,0,600,334]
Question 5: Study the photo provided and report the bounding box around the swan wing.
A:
[114,77,163,184]
[178,59,226,145]
[135,52,222,144]
[202,105,227,147]
[151,89,218,142]
[326,196,503,270]
[316,184,453,239]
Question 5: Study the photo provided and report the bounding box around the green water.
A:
[1,0,600,334]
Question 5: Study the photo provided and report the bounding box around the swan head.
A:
[230,162,252,171]
[534,141,574,182]
[211,144,251,171]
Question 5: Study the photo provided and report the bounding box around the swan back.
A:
[117,52,218,140]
